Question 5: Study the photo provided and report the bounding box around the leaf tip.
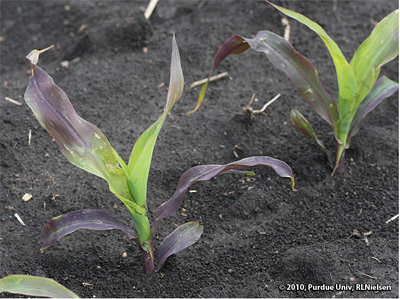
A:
[187,103,201,115]
[26,45,54,66]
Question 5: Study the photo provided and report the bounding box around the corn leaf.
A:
[24,49,135,212]
[152,156,294,233]
[348,76,399,143]
[290,109,326,153]
[0,275,79,298]
[245,31,339,129]
[192,32,339,129]
[350,10,399,109]
[156,222,203,271]
[127,34,184,209]
[267,0,357,118]
[188,35,250,114]
[40,209,137,253]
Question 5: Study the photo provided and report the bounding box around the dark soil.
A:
[0,0,398,298]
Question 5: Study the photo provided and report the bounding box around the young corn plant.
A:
[25,36,294,274]
[190,1,399,174]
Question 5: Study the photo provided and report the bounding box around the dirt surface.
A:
[0,0,398,298]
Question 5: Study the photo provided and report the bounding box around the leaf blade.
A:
[40,209,137,252]
[155,222,204,271]
[24,49,134,211]
[188,35,250,114]
[267,0,357,118]
[244,31,338,127]
[127,35,184,209]
[350,9,399,107]
[290,109,326,153]
[0,275,79,298]
[153,156,294,233]
[348,76,399,141]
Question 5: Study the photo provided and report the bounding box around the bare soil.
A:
[0,0,398,297]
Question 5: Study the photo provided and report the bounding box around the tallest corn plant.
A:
[190,1,399,174]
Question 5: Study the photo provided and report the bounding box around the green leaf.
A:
[127,34,184,211]
[127,119,163,208]
[350,9,399,109]
[112,147,130,177]
[267,0,358,118]
[290,109,326,153]
[0,275,79,298]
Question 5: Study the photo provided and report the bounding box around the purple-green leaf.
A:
[243,31,338,128]
[126,35,184,248]
[127,35,184,209]
[290,109,326,153]
[153,156,294,233]
[191,32,339,131]
[41,209,137,253]
[155,222,203,271]
[25,49,121,183]
[348,76,399,143]
[188,35,250,114]
[24,48,140,215]
[0,275,79,298]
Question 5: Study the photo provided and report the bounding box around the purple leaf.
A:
[152,156,294,233]
[348,76,399,142]
[165,33,184,113]
[243,31,338,127]
[188,35,250,114]
[155,222,203,271]
[41,209,137,252]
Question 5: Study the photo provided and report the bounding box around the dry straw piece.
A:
[22,193,33,202]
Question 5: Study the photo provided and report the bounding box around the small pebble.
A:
[60,61,69,69]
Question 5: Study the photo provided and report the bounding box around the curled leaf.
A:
[153,156,294,233]
[188,35,250,114]
[41,209,137,252]
[290,109,326,153]
[156,222,203,271]
[0,275,79,298]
